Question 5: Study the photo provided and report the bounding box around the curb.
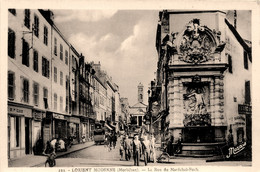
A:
[31,143,94,167]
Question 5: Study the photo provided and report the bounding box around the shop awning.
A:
[105,123,113,130]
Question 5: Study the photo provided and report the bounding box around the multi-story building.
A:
[150,10,252,158]
[114,86,121,132]
[7,9,124,159]
[120,98,130,132]
[69,46,81,143]
[8,9,53,158]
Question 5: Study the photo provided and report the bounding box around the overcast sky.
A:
[52,10,251,106]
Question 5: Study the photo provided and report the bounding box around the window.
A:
[60,71,63,86]
[54,37,57,55]
[43,88,48,109]
[33,82,39,105]
[66,95,69,113]
[22,39,30,67]
[44,26,48,45]
[228,54,232,73]
[33,50,38,72]
[54,93,57,110]
[72,55,75,65]
[34,15,39,37]
[8,71,15,100]
[244,51,248,70]
[42,57,50,78]
[60,44,63,61]
[8,28,15,59]
[60,96,63,112]
[23,78,29,103]
[24,9,30,29]
[9,9,16,15]
[65,50,68,65]
[54,67,57,83]
[245,81,251,104]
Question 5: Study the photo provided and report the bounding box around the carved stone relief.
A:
[162,18,226,64]
[183,83,211,126]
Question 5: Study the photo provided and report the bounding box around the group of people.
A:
[119,133,156,166]
[105,132,118,150]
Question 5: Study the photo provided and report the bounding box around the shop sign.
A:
[8,105,32,117]
[53,113,64,120]
[33,111,43,121]
[238,104,252,114]
[81,117,88,123]
[226,142,247,158]
[68,117,80,123]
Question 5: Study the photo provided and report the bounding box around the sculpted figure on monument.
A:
[183,86,211,126]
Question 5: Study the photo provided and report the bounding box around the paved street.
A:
[32,139,252,167]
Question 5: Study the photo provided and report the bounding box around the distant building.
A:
[129,83,147,131]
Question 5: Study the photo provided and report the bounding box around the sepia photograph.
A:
[1,0,259,172]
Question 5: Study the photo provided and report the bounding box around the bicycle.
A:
[157,145,170,163]
[104,139,112,152]
[43,152,56,167]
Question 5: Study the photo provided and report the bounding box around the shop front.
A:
[42,111,52,146]
[32,109,44,154]
[81,116,89,141]
[53,113,67,139]
[8,103,32,159]
[66,116,81,144]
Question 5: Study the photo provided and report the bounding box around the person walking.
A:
[132,134,142,166]
[43,141,56,167]
[150,134,156,163]
[119,136,124,160]
[142,135,150,166]
[112,133,117,149]
[123,135,132,161]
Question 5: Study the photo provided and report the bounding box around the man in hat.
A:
[132,134,142,166]
[150,134,156,163]
[142,135,151,166]
[123,135,132,161]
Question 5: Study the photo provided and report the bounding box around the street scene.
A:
[6,7,253,169]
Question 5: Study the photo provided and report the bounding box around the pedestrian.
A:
[141,135,150,166]
[167,135,174,156]
[150,134,156,163]
[50,138,57,152]
[112,133,117,149]
[43,141,56,167]
[132,134,142,166]
[109,133,113,149]
[123,135,132,161]
[119,137,124,161]
[175,133,183,154]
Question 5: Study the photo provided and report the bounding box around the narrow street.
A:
[33,138,252,167]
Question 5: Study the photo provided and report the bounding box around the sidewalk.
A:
[8,141,94,167]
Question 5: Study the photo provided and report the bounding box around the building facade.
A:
[7,9,123,159]
[150,10,251,157]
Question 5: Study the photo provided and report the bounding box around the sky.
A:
[52,10,251,106]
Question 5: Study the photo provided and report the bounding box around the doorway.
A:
[183,127,214,143]
[25,118,31,154]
